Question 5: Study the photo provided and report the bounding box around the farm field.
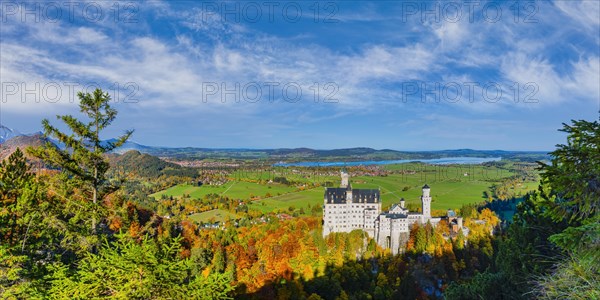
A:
[253,176,537,214]
[250,163,538,213]
[150,180,298,200]
[351,176,537,210]
[151,162,539,217]
[229,167,339,182]
[247,188,325,214]
[188,209,240,223]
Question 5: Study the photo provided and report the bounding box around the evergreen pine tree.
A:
[28,88,133,233]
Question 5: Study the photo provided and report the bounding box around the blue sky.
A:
[1,1,598,150]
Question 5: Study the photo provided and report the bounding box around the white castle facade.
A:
[323,171,441,254]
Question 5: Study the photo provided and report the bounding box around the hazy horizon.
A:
[0,121,558,152]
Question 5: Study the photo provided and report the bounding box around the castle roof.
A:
[389,203,408,212]
[324,188,348,204]
[383,213,408,219]
[379,213,408,219]
[325,187,380,204]
[352,189,380,203]
[423,184,430,189]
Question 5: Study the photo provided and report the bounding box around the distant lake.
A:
[273,157,502,167]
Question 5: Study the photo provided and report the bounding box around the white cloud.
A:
[500,52,562,104]
[555,1,600,32]
[564,57,600,101]
[341,45,433,81]
[501,52,599,106]
[432,20,468,50]
[2,0,598,129]
[19,18,108,46]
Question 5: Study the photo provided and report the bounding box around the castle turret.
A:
[400,198,405,209]
[340,170,349,188]
[421,184,431,220]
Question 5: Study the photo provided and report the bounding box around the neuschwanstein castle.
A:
[323,171,451,254]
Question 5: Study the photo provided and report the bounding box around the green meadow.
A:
[150,180,297,200]
[152,162,539,216]
[247,188,325,214]
[188,209,240,223]
[351,176,537,210]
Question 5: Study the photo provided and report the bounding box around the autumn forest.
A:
[0,90,598,299]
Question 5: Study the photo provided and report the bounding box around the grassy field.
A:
[248,163,538,214]
[229,167,340,182]
[188,209,240,223]
[352,176,537,210]
[150,181,297,200]
[247,188,325,214]
[248,176,537,214]
[152,162,539,217]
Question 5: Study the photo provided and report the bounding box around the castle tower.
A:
[340,170,349,188]
[421,184,431,220]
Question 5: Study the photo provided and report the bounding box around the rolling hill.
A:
[1,124,550,162]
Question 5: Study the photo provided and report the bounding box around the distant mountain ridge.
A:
[106,150,198,178]
[0,125,22,143]
[1,124,550,162]
[113,144,550,162]
[102,139,154,154]
[0,133,49,160]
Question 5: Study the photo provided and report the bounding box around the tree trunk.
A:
[92,101,100,234]
[92,175,97,233]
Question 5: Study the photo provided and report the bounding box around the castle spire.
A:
[421,184,431,219]
[340,169,349,188]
